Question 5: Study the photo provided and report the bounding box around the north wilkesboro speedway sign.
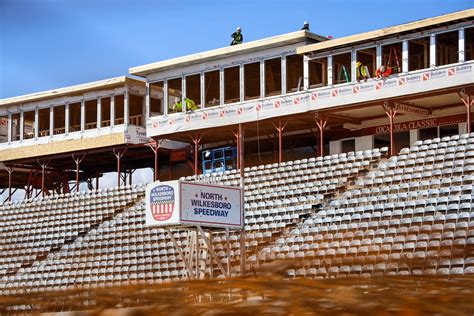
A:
[145,180,243,229]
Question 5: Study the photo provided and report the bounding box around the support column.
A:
[272,120,288,163]
[38,160,50,197]
[430,34,436,67]
[80,99,85,132]
[124,91,129,127]
[195,227,200,279]
[219,69,224,106]
[113,148,128,187]
[65,103,70,134]
[351,50,357,82]
[383,102,398,156]
[145,82,151,119]
[7,113,12,143]
[128,168,133,186]
[19,111,24,141]
[315,113,328,157]
[376,45,382,69]
[72,154,86,192]
[97,97,102,129]
[231,130,240,169]
[163,80,169,116]
[182,77,187,113]
[34,108,39,139]
[147,139,161,182]
[459,92,473,134]
[110,95,115,128]
[200,73,205,109]
[95,170,100,190]
[260,60,265,98]
[327,55,333,86]
[238,123,246,276]
[239,65,245,102]
[6,166,13,202]
[281,55,287,94]
[49,106,54,137]
[190,134,203,177]
[226,227,231,277]
[459,28,465,63]
[303,55,310,90]
[402,40,409,73]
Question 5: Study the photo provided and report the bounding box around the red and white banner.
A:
[146,62,473,137]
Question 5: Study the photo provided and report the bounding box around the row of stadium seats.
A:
[0,148,385,294]
[1,134,473,294]
[270,133,474,279]
[0,185,145,282]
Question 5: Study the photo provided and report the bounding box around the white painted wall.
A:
[459,122,467,134]
[409,129,419,145]
[355,135,373,152]
[329,140,341,155]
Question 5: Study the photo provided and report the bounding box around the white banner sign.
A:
[180,181,243,229]
[146,62,474,137]
[145,180,243,229]
[145,180,180,227]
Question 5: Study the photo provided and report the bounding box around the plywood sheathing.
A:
[129,31,328,77]
[0,133,127,162]
[297,9,474,55]
[0,76,145,108]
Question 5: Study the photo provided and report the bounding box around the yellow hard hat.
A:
[356,62,362,67]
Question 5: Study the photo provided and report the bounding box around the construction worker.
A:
[356,62,370,82]
[375,65,393,79]
[301,21,310,31]
[230,27,243,46]
[173,98,199,112]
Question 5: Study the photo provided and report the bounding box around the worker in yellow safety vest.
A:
[173,98,200,112]
[356,62,370,82]
[230,27,243,46]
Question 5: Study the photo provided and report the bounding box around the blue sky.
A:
[0,0,472,99]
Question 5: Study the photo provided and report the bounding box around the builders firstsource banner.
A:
[145,180,242,229]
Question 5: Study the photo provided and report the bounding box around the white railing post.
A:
[430,34,436,67]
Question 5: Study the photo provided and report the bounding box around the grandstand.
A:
[0,8,473,314]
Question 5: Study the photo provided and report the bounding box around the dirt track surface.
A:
[1,270,473,315]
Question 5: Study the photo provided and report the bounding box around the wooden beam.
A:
[394,102,432,116]
[297,9,474,55]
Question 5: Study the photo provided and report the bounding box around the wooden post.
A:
[459,92,473,134]
[196,227,200,279]
[113,148,128,187]
[383,102,398,156]
[189,134,203,176]
[6,166,13,202]
[238,123,246,276]
[72,154,86,192]
[226,228,231,277]
[315,113,328,157]
[95,170,100,190]
[154,140,159,181]
[38,160,50,197]
[231,129,240,168]
[146,139,161,181]
[272,120,288,163]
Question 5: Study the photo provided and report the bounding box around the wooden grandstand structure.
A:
[1,10,473,202]
[1,11,474,313]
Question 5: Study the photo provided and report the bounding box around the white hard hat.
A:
[304,21,309,25]
[236,26,241,31]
